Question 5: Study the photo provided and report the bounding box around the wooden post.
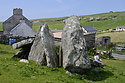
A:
[59,46,63,67]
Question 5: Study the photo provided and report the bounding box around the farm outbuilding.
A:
[97,36,111,45]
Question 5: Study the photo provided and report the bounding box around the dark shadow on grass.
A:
[84,69,114,81]
[0,51,14,55]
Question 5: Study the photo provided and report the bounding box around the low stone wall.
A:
[0,31,3,34]
[0,34,9,44]
[0,34,35,44]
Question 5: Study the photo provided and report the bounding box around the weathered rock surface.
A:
[28,24,58,67]
[62,16,91,74]
[12,38,34,49]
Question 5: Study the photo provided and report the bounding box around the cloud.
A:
[56,0,63,3]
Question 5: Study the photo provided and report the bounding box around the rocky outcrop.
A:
[28,24,58,67]
[62,16,91,74]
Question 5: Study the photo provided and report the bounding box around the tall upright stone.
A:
[28,24,58,67]
[62,16,91,74]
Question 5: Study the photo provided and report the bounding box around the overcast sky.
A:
[0,0,124,21]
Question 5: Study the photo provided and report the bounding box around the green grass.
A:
[0,22,3,31]
[96,32,125,43]
[31,17,68,22]
[32,21,64,32]
[0,44,125,83]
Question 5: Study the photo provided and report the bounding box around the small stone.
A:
[66,71,72,76]
[19,59,29,63]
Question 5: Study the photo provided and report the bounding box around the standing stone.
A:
[28,24,58,67]
[62,16,91,74]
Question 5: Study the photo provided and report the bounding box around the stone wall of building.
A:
[84,33,96,49]
[0,34,9,44]
[0,31,3,35]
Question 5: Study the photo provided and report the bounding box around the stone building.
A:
[116,26,125,31]
[97,36,111,45]
[3,8,32,35]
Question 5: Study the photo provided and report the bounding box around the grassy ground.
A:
[32,21,64,32]
[0,44,125,83]
[0,22,3,31]
[96,32,125,43]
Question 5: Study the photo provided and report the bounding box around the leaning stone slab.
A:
[62,16,91,74]
[28,24,58,67]
[12,38,34,49]
[13,44,32,59]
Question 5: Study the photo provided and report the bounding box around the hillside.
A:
[0,11,125,32]
[81,11,125,31]
[0,22,2,31]
[31,11,125,32]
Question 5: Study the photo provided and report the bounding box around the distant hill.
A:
[31,11,125,32]
[1,11,125,32]
[80,11,125,31]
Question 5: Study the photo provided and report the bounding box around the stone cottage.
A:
[3,8,35,37]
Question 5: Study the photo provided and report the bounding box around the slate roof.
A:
[10,21,36,37]
[82,26,97,32]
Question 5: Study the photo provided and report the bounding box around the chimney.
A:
[19,18,25,23]
[13,8,22,15]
